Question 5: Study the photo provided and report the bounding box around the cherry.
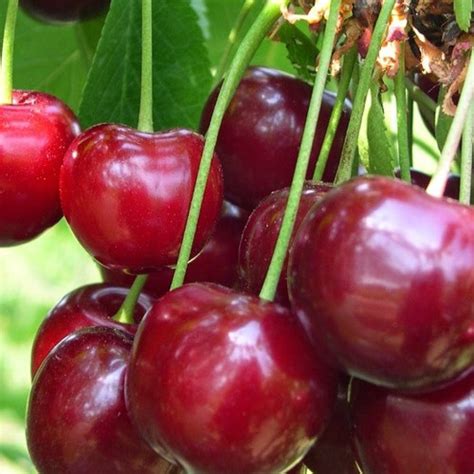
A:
[20,0,110,24]
[0,90,80,246]
[126,283,338,473]
[289,175,474,391]
[99,201,248,298]
[27,327,179,473]
[238,181,332,305]
[30,283,155,377]
[60,124,223,273]
[395,168,461,199]
[350,372,474,474]
[199,66,351,210]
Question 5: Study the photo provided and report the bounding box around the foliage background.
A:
[0,1,438,472]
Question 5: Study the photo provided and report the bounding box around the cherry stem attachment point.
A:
[259,0,342,302]
[137,0,153,133]
[113,274,148,325]
[0,0,19,105]
[335,0,396,184]
[427,49,474,198]
[170,0,289,290]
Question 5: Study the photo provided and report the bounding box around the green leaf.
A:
[454,0,472,32]
[367,84,395,176]
[278,22,318,82]
[79,0,212,130]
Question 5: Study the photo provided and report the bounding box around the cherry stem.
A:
[213,0,256,88]
[0,0,18,105]
[407,90,414,164]
[394,42,410,182]
[312,46,357,182]
[137,0,153,133]
[459,102,473,204]
[426,50,474,197]
[259,0,341,302]
[113,275,148,325]
[335,0,396,184]
[170,0,288,290]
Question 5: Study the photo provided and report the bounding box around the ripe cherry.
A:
[199,66,351,210]
[30,283,154,377]
[27,327,179,473]
[20,0,110,24]
[289,176,474,391]
[60,125,223,273]
[0,90,80,246]
[100,201,248,298]
[126,283,338,473]
[238,182,332,305]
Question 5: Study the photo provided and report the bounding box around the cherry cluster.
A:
[4,1,474,473]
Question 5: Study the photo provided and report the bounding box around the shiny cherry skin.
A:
[350,372,474,474]
[27,328,179,474]
[199,66,351,210]
[20,0,110,24]
[60,124,223,273]
[238,182,332,306]
[395,168,460,199]
[289,176,474,391]
[30,283,155,377]
[126,283,338,473]
[99,201,248,298]
[0,90,80,246]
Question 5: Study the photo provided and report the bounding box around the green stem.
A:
[335,0,397,184]
[313,46,357,182]
[427,50,474,197]
[213,0,256,88]
[407,90,414,165]
[113,275,148,324]
[0,0,18,104]
[259,0,341,302]
[404,77,437,113]
[394,42,410,182]
[137,0,153,132]
[170,0,288,290]
[459,101,473,204]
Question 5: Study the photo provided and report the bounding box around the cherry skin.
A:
[99,201,248,298]
[20,0,110,24]
[126,283,338,473]
[238,182,332,306]
[60,124,223,273]
[27,327,180,474]
[0,90,80,246]
[30,283,155,377]
[199,66,351,211]
[289,176,474,391]
[350,372,474,474]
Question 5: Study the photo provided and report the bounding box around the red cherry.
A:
[238,182,332,305]
[351,372,474,474]
[289,176,474,391]
[99,201,248,297]
[126,283,338,473]
[20,0,110,24]
[27,327,178,473]
[199,66,351,210]
[60,124,223,273]
[30,283,155,377]
[0,90,80,246]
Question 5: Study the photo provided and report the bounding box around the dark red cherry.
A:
[27,328,179,474]
[395,168,460,199]
[350,372,474,474]
[0,90,80,246]
[238,182,332,305]
[289,176,474,391]
[20,0,110,24]
[60,124,223,273]
[199,66,351,210]
[30,283,154,377]
[99,201,248,298]
[126,283,338,473]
